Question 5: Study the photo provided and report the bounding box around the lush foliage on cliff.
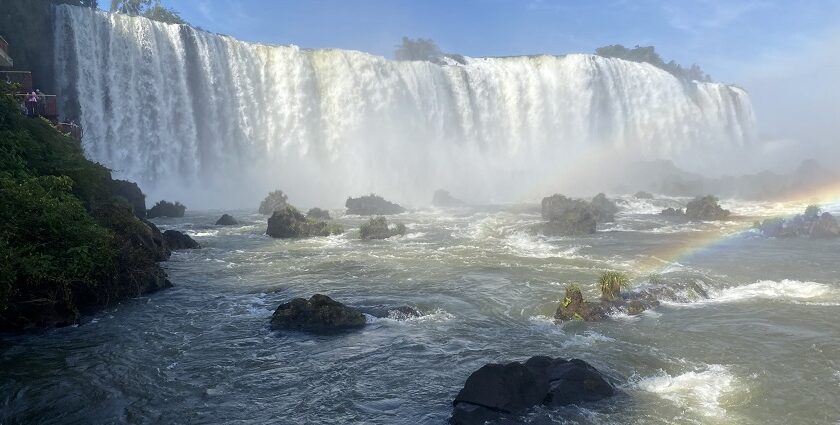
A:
[595,44,712,82]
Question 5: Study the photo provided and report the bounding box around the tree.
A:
[111,0,186,25]
[594,44,712,82]
[395,37,443,62]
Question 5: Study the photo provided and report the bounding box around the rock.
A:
[685,195,730,221]
[554,282,659,322]
[147,200,186,218]
[432,189,467,207]
[215,214,238,225]
[590,193,618,222]
[634,191,654,199]
[450,356,615,424]
[162,230,200,250]
[306,207,331,220]
[359,216,406,240]
[346,194,405,215]
[659,207,685,217]
[259,190,289,215]
[538,194,597,236]
[755,206,840,238]
[110,179,146,218]
[270,294,367,332]
[266,205,343,238]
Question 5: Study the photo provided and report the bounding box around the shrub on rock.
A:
[258,190,289,215]
[267,206,343,238]
[147,200,186,218]
[215,214,238,225]
[306,207,331,220]
[346,194,405,215]
[270,294,366,332]
[359,217,406,240]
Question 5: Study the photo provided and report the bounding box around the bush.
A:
[147,200,186,218]
[598,271,630,301]
[259,190,289,215]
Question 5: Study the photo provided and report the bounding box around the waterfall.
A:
[54,5,756,208]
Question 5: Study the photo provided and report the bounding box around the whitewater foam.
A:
[629,364,737,417]
[667,279,840,307]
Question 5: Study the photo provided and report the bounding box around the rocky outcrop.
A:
[754,206,840,238]
[258,190,289,215]
[554,282,659,321]
[432,189,467,207]
[634,191,654,199]
[147,200,186,218]
[306,207,331,220]
[450,356,615,424]
[685,195,730,221]
[590,193,618,222]
[659,207,685,217]
[359,217,406,240]
[162,230,200,250]
[538,194,597,236]
[270,294,367,332]
[266,206,343,238]
[215,214,238,225]
[345,194,405,215]
[110,179,147,218]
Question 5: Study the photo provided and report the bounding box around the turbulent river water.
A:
[2,196,839,424]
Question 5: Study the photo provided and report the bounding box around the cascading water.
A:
[54,5,756,208]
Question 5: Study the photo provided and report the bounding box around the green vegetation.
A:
[0,82,168,331]
[110,0,186,25]
[598,271,630,301]
[259,190,290,215]
[147,200,186,218]
[595,44,711,82]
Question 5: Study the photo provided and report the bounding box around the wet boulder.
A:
[634,191,654,199]
[538,194,597,236]
[555,273,659,322]
[590,193,618,222]
[270,294,367,332]
[267,206,343,238]
[360,216,406,240]
[162,230,200,250]
[215,214,238,225]
[432,189,467,207]
[147,200,186,218]
[659,207,685,217]
[685,195,730,221]
[754,206,840,238]
[110,179,147,218]
[345,194,405,215]
[554,285,609,321]
[450,356,615,424]
[306,207,331,220]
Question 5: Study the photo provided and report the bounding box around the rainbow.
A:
[633,180,840,277]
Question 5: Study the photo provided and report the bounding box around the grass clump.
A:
[599,271,630,301]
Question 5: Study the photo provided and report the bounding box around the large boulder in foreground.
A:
[360,216,406,240]
[685,195,730,221]
[432,189,467,207]
[266,206,343,238]
[346,194,405,215]
[147,200,186,218]
[215,214,238,225]
[270,294,367,332]
[162,230,200,250]
[450,356,615,424]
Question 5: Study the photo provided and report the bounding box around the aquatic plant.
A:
[599,271,630,301]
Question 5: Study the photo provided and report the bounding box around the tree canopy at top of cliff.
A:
[594,44,712,82]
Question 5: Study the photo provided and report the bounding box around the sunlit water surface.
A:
[2,196,840,424]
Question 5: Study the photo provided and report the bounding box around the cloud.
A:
[662,0,767,34]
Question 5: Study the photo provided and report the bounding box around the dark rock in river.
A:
[685,195,730,221]
[554,284,659,321]
[163,230,200,250]
[215,214,238,225]
[270,294,367,332]
[754,205,840,238]
[147,200,186,218]
[450,356,615,424]
[345,194,405,215]
[266,205,343,238]
[432,189,467,207]
[591,193,618,222]
[306,207,331,220]
[360,216,406,240]
[634,191,654,199]
[659,207,685,217]
[110,179,147,218]
[538,194,597,236]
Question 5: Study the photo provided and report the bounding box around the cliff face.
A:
[0,0,58,94]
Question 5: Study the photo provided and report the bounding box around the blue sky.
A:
[153,0,839,156]
[163,0,839,84]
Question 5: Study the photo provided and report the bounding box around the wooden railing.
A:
[15,93,58,117]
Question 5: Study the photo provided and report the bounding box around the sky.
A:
[160,0,839,165]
